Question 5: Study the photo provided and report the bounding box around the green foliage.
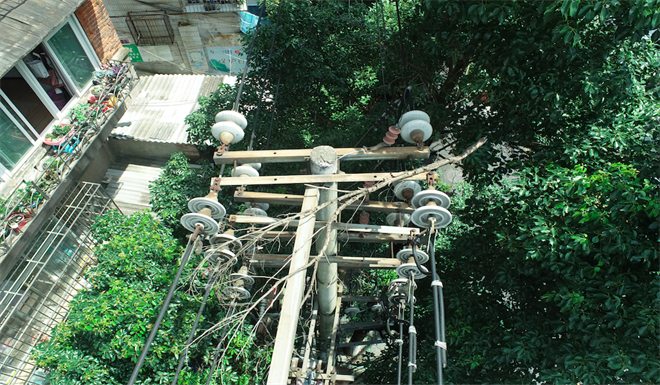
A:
[149,153,217,239]
[176,0,660,382]
[32,211,270,385]
[46,125,72,139]
[185,84,236,151]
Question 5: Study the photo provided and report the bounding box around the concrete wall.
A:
[103,0,243,75]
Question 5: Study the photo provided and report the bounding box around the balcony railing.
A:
[0,60,137,257]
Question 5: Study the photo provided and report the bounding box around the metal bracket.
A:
[228,215,237,228]
[215,143,229,156]
[435,341,448,350]
[426,171,438,187]
[210,177,221,192]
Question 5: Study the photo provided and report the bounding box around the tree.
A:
[85,0,658,383]
[33,211,270,385]
[149,153,220,240]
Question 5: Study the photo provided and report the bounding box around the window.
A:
[46,23,96,90]
[0,106,33,172]
[0,16,99,177]
[126,11,175,45]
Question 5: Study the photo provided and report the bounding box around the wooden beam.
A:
[340,321,385,332]
[214,146,429,165]
[217,172,426,186]
[230,215,418,236]
[325,289,343,385]
[257,231,411,243]
[314,374,355,382]
[249,254,401,269]
[341,296,380,303]
[267,188,318,385]
[301,302,318,373]
[337,339,386,349]
[234,191,415,214]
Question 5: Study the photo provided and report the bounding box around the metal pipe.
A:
[127,225,200,385]
[428,228,444,385]
[407,277,416,385]
[397,306,404,385]
[204,304,236,385]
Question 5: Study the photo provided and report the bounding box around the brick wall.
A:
[74,0,122,63]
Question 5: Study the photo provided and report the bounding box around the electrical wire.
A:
[375,0,388,108]
[127,234,197,385]
[203,303,237,385]
[233,2,265,111]
[170,265,222,385]
[247,0,284,151]
[407,278,417,385]
[394,0,409,90]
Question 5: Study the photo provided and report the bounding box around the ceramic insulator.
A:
[382,126,400,145]
[359,211,370,225]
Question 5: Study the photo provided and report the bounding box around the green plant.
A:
[32,211,270,385]
[45,125,71,139]
[149,152,229,240]
[69,103,88,122]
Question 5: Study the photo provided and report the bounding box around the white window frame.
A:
[0,16,101,179]
[0,88,41,140]
[0,101,39,179]
[42,16,101,105]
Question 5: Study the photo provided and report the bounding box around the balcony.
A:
[0,60,137,261]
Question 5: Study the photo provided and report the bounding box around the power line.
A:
[127,232,198,385]
[170,265,222,385]
[233,2,266,111]
[248,0,284,151]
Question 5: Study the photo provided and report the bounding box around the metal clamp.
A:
[431,280,443,287]
[435,341,447,350]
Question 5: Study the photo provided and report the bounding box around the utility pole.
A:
[310,146,339,342]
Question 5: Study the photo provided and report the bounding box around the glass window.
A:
[0,68,55,133]
[0,107,33,171]
[46,23,95,90]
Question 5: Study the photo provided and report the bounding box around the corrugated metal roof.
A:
[0,0,86,77]
[103,162,165,215]
[111,74,227,144]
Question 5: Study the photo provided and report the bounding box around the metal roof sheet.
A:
[0,0,85,77]
[111,74,227,144]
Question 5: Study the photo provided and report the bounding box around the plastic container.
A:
[26,60,48,78]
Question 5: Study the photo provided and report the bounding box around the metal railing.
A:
[0,60,137,256]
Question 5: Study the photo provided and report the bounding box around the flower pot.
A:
[43,124,74,146]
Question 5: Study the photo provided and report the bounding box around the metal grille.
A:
[0,182,117,385]
[126,11,174,46]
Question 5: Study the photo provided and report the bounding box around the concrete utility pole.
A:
[266,188,319,385]
[310,146,339,341]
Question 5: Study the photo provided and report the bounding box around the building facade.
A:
[102,0,260,75]
[0,1,134,383]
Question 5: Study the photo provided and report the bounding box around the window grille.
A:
[125,11,174,46]
[183,0,242,13]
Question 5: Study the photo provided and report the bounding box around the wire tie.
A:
[409,326,416,334]
[435,341,447,350]
[431,280,443,287]
[395,339,403,345]
[408,362,417,369]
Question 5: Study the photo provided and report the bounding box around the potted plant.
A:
[69,103,89,123]
[43,124,73,146]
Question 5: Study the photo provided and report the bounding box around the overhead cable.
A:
[127,229,199,385]
[248,0,284,151]
[171,265,222,385]
[233,2,266,111]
